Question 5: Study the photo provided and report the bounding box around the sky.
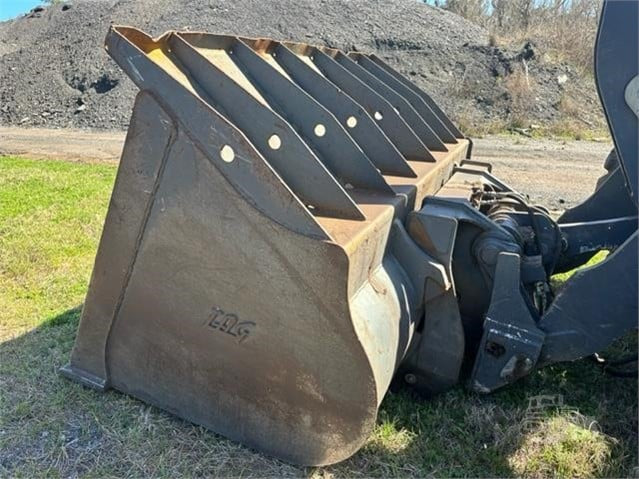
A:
[0,0,45,21]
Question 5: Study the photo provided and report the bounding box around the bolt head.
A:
[404,373,417,385]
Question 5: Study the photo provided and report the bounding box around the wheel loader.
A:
[62,0,638,466]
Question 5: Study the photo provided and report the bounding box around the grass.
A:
[456,117,610,142]
[0,155,636,477]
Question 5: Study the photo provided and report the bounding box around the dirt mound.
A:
[0,0,603,132]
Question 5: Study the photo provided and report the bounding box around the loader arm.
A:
[459,0,639,390]
[595,0,638,205]
[62,0,637,466]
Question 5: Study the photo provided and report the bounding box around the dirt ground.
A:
[0,127,124,163]
[0,126,611,211]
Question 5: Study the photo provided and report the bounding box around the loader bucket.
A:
[62,26,468,465]
[62,7,638,465]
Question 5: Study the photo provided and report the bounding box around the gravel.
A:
[0,0,603,131]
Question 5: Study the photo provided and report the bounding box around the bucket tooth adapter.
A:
[63,0,637,466]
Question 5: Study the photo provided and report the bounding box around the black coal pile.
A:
[0,0,602,131]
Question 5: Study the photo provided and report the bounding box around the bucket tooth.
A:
[104,27,332,235]
[111,27,365,221]
[324,48,448,152]
[286,43,435,162]
[368,54,466,139]
[175,33,395,195]
[241,38,417,179]
[348,52,458,144]
[63,25,473,467]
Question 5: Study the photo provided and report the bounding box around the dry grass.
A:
[445,0,601,75]
[1,155,636,477]
[455,106,610,142]
[510,413,618,477]
[504,65,534,102]
[517,11,598,76]
[453,68,608,141]
[558,93,580,117]
[502,64,538,132]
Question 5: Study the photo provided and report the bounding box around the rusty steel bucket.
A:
[61,26,468,466]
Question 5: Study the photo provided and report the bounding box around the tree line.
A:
[433,0,601,73]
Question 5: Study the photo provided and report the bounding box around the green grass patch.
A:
[0,156,636,477]
[0,156,115,339]
[510,414,617,477]
[456,117,610,142]
[551,251,609,290]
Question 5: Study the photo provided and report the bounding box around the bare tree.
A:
[491,0,507,28]
[443,0,488,24]
[441,0,602,73]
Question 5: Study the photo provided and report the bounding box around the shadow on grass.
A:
[1,307,636,477]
